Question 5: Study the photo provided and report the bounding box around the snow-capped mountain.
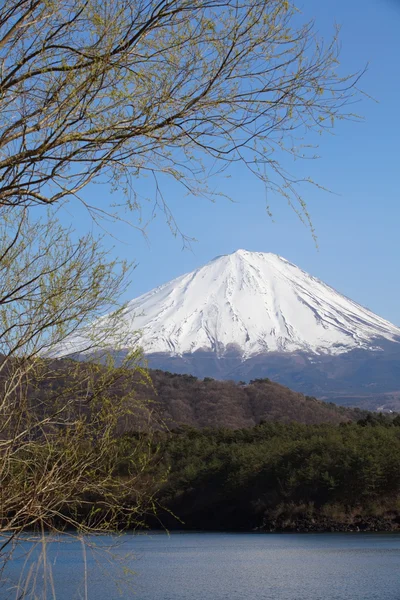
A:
[55,250,400,359]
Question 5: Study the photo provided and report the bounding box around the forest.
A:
[133,416,400,532]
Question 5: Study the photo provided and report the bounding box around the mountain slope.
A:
[56,250,400,359]
[53,250,400,410]
[121,250,400,356]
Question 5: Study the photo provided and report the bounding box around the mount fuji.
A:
[56,250,400,410]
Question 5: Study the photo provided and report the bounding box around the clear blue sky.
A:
[64,0,400,326]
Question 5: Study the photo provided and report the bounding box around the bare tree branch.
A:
[0,0,363,231]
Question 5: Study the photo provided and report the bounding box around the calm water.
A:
[2,532,400,599]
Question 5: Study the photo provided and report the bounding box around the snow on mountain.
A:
[54,250,400,359]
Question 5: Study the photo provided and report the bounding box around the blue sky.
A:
[64,0,400,326]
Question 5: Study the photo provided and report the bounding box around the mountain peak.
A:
[214,249,283,260]
[54,251,400,359]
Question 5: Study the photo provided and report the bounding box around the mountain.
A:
[55,250,400,410]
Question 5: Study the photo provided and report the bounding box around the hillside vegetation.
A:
[148,370,362,428]
[16,360,400,533]
[38,361,362,429]
[143,417,400,532]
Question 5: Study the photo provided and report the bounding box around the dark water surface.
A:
[2,532,400,599]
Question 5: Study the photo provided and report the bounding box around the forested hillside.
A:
[142,417,400,532]
[22,359,400,533]
[148,371,361,428]
[37,360,362,429]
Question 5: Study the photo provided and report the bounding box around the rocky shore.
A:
[261,514,400,533]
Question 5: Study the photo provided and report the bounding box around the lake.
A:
[2,532,400,599]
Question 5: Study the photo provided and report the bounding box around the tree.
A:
[0,208,163,597]
[0,0,362,231]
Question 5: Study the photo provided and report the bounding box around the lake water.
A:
[2,532,400,599]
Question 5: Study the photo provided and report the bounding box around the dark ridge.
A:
[148,370,362,428]
[28,358,363,429]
